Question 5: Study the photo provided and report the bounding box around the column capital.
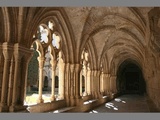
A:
[75,64,82,72]
[37,57,45,68]
[2,42,14,60]
[70,64,75,72]
[65,63,70,69]
[87,69,91,74]
[50,59,57,70]
[104,73,111,77]
[93,70,101,76]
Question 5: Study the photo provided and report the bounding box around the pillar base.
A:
[65,96,70,107]
[37,98,44,104]
[82,92,88,96]
[50,96,56,102]
[9,105,28,112]
[0,105,9,112]
[70,96,75,107]
[75,96,82,106]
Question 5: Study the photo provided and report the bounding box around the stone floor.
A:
[89,94,159,113]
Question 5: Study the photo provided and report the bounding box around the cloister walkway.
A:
[89,94,159,113]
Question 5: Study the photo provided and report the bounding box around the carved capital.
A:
[70,64,75,72]
[50,59,57,70]
[37,57,45,68]
[2,42,14,60]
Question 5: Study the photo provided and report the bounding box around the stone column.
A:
[80,71,82,96]
[86,69,91,95]
[0,43,13,112]
[50,60,57,101]
[64,63,70,106]
[106,74,110,95]
[0,45,3,101]
[100,72,104,94]
[9,46,33,112]
[83,61,88,96]
[90,71,94,97]
[58,58,65,99]
[22,51,33,104]
[113,75,117,93]
[69,64,75,106]
[110,75,117,93]
[93,70,101,98]
[75,64,82,106]
[7,57,14,107]
[102,73,106,95]
[37,57,44,103]
[11,47,23,107]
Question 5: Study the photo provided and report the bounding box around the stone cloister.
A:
[0,7,160,112]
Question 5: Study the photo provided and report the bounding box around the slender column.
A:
[102,73,106,95]
[113,75,117,93]
[110,75,117,93]
[80,71,82,96]
[58,58,65,99]
[69,64,75,106]
[100,72,104,94]
[23,51,33,103]
[106,74,110,95]
[96,71,101,98]
[86,69,91,95]
[90,71,94,97]
[75,64,82,105]
[0,46,3,101]
[64,63,70,106]
[0,43,13,112]
[83,61,88,95]
[37,57,44,103]
[50,60,57,101]
[11,48,23,107]
[93,70,98,98]
[110,76,113,93]
[7,58,14,107]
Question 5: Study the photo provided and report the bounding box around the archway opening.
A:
[117,60,146,95]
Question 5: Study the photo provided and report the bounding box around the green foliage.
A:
[27,50,39,86]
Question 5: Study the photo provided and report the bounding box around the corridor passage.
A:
[89,94,158,113]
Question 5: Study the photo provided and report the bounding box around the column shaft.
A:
[50,60,56,101]
[37,57,44,103]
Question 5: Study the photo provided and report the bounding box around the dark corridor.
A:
[117,60,146,95]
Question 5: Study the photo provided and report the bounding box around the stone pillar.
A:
[50,60,57,101]
[106,74,111,95]
[86,69,91,95]
[93,70,100,99]
[22,51,33,104]
[69,64,75,106]
[11,47,23,108]
[7,57,14,107]
[80,71,82,96]
[37,57,44,103]
[0,45,3,101]
[100,72,104,94]
[83,61,88,96]
[74,64,82,106]
[0,43,13,112]
[10,45,33,112]
[90,71,94,97]
[110,75,117,93]
[64,63,70,106]
[58,58,65,99]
